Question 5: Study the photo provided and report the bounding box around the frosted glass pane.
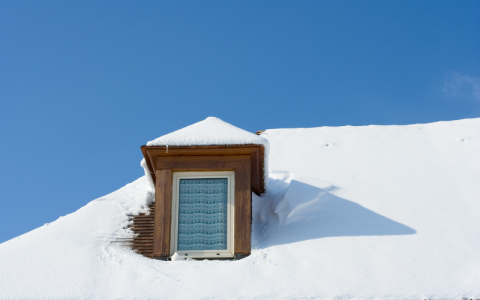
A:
[177,178,228,251]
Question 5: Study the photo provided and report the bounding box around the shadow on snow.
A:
[254,179,416,248]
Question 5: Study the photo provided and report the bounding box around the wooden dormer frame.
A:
[140,144,266,260]
[140,145,265,196]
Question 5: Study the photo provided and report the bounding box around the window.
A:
[170,171,235,259]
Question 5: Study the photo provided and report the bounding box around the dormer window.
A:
[136,117,268,260]
[170,172,235,258]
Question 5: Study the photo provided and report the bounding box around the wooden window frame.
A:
[141,145,264,260]
[151,155,252,259]
[170,171,235,259]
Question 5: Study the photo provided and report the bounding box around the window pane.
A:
[178,178,228,251]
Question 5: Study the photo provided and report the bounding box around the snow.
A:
[171,252,185,261]
[146,117,267,147]
[1,118,480,299]
[145,116,270,193]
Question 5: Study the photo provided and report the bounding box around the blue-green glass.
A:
[177,178,228,251]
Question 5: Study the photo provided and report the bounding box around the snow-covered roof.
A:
[146,117,268,147]
[144,117,270,193]
[1,118,480,299]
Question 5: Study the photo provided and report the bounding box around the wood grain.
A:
[153,169,172,258]
[233,159,251,254]
[155,155,252,256]
[141,145,265,195]
[137,146,262,259]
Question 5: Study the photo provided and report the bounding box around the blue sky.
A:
[0,1,479,243]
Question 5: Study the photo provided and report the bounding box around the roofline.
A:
[141,144,266,195]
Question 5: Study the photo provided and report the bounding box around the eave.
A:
[140,144,266,195]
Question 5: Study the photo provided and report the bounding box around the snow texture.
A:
[145,116,270,193]
[1,118,480,299]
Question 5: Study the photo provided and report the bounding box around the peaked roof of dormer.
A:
[146,117,268,147]
[141,117,269,195]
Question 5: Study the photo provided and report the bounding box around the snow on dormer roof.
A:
[146,117,268,147]
[144,117,269,194]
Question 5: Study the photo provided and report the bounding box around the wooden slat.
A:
[156,155,252,171]
[249,149,261,195]
[234,157,251,255]
[132,246,153,250]
[153,169,172,257]
[145,145,260,156]
[127,199,156,259]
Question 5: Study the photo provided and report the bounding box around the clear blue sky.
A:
[0,1,479,243]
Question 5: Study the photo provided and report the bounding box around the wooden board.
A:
[153,169,172,258]
[127,201,155,258]
[153,155,252,256]
[141,145,265,195]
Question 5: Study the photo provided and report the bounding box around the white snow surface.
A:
[145,116,270,192]
[1,118,480,299]
[146,116,268,147]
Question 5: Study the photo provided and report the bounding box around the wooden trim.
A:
[141,144,265,195]
[155,155,251,256]
[233,158,251,254]
[157,155,248,169]
[140,147,156,182]
[144,144,261,154]
[153,169,172,258]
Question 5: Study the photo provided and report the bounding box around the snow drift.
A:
[1,118,479,299]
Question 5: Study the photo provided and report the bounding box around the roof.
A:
[147,117,268,147]
[143,117,269,194]
[1,118,479,299]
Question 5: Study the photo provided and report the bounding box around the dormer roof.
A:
[141,117,269,195]
[146,117,268,147]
